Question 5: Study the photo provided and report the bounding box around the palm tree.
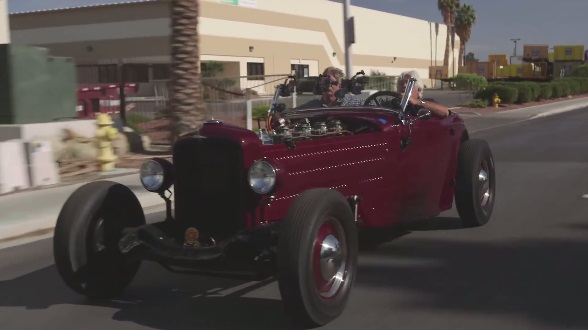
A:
[455,3,477,67]
[437,0,460,67]
[167,0,208,144]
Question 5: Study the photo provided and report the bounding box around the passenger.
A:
[296,66,365,109]
[396,70,449,118]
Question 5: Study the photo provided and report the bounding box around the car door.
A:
[396,113,455,220]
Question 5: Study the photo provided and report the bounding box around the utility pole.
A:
[510,38,520,64]
[342,0,354,78]
[0,0,10,44]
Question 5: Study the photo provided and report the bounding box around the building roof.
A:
[9,0,159,15]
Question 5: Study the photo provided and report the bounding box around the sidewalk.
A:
[0,172,173,243]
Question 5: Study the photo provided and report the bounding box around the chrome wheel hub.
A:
[479,162,491,208]
[319,234,344,281]
[313,219,347,299]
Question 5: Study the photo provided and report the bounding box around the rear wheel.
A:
[278,188,358,328]
[53,181,146,298]
[455,139,496,227]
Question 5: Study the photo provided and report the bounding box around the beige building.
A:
[7,0,459,94]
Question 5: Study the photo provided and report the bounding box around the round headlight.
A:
[140,158,173,193]
[248,160,276,194]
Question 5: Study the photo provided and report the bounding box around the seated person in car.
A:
[296,67,366,109]
[396,70,449,118]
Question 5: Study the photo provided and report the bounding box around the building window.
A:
[291,64,310,78]
[151,64,170,80]
[123,64,150,83]
[247,62,264,80]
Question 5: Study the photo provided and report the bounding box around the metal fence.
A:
[77,72,399,145]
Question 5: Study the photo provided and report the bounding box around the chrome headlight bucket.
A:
[140,158,174,193]
[248,160,277,194]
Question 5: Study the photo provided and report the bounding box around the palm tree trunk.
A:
[168,0,208,144]
[444,31,450,67]
[459,43,465,67]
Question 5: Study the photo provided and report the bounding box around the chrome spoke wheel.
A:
[479,161,492,210]
[313,217,348,299]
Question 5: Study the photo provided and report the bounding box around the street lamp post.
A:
[510,38,520,64]
[342,0,354,78]
[0,0,10,44]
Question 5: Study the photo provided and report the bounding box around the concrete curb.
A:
[0,193,172,243]
[0,172,174,244]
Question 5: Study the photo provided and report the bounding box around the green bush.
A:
[125,112,150,134]
[525,82,541,101]
[550,81,567,98]
[252,105,269,120]
[468,98,488,108]
[452,73,488,95]
[475,84,518,104]
[571,64,588,77]
[538,83,553,100]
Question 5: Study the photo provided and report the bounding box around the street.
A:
[2,107,588,330]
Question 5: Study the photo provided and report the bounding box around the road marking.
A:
[582,194,588,199]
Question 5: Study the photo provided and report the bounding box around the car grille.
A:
[173,136,246,241]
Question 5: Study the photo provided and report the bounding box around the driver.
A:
[296,67,366,109]
[397,70,449,118]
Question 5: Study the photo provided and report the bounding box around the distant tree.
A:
[437,0,460,67]
[455,3,477,67]
[465,52,478,62]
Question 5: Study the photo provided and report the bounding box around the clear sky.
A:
[7,0,588,61]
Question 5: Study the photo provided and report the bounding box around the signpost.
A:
[342,0,354,78]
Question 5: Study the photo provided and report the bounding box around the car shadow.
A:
[357,235,588,329]
[401,216,466,231]
[0,261,298,330]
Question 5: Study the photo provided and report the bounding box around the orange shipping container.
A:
[429,65,448,79]
[488,54,509,66]
[523,44,549,60]
[471,61,496,79]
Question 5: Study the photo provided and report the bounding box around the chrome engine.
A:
[259,116,350,145]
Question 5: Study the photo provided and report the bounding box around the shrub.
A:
[571,64,588,77]
[452,73,488,95]
[468,98,488,108]
[125,112,150,134]
[538,83,553,100]
[475,84,518,104]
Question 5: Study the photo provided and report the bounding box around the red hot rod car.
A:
[52,73,496,328]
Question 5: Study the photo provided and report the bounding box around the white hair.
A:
[396,70,424,98]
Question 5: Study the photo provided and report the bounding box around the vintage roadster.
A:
[53,73,495,328]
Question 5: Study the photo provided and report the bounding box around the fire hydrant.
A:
[492,93,501,108]
[95,113,118,172]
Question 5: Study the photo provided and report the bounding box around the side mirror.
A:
[416,108,432,121]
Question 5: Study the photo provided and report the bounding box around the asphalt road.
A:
[2,108,588,330]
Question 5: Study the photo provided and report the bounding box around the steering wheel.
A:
[364,91,403,110]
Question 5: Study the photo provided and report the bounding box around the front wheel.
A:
[278,188,358,328]
[53,181,146,299]
[455,139,496,227]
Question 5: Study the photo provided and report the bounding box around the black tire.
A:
[278,188,358,328]
[455,139,496,227]
[53,180,146,299]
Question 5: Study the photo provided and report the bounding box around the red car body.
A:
[191,107,467,233]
